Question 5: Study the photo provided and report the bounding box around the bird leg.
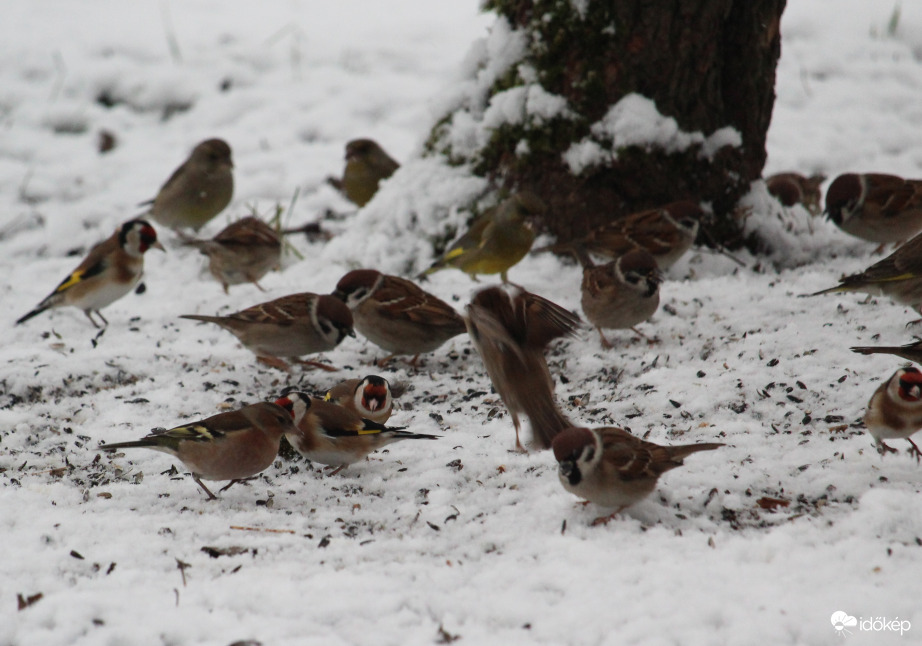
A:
[511,415,527,453]
[590,506,628,526]
[876,440,899,457]
[85,309,108,329]
[905,438,922,464]
[257,355,293,372]
[374,354,397,368]
[192,475,218,500]
[218,476,260,493]
[293,358,340,372]
[327,464,347,476]
[597,328,614,350]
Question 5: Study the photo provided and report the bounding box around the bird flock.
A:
[14,137,922,524]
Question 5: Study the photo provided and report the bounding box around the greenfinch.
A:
[421,192,544,283]
[146,138,234,231]
[327,138,399,207]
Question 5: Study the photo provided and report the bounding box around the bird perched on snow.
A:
[16,219,164,328]
[324,375,401,424]
[579,248,662,348]
[551,426,723,522]
[181,216,281,293]
[808,230,922,314]
[852,340,922,363]
[766,172,826,214]
[145,138,234,231]
[99,400,297,499]
[825,173,922,246]
[275,392,438,474]
[327,138,399,207]
[180,293,354,371]
[864,366,922,461]
[539,200,701,271]
[420,192,544,283]
[333,269,466,365]
[465,284,581,451]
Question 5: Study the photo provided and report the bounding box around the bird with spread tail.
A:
[465,284,581,451]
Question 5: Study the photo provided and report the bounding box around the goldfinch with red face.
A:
[864,366,922,461]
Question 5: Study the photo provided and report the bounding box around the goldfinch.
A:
[864,366,922,461]
[324,375,398,424]
[16,219,164,328]
[99,400,297,499]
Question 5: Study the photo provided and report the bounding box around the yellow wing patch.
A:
[54,270,86,293]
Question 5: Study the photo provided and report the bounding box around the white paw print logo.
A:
[831,611,857,637]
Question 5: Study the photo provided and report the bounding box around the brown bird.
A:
[809,230,922,313]
[852,340,922,363]
[327,139,399,207]
[324,375,400,424]
[146,138,234,231]
[180,293,354,371]
[579,248,661,348]
[766,172,826,214]
[465,285,581,451]
[16,219,164,328]
[181,216,281,293]
[99,400,297,499]
[276,392,438,474]
[864,366,922,461]
[419,192,543,283]
[825,173,922,246]
[541,201,702,271]
[333,269,466,365]
[551,426,723,522]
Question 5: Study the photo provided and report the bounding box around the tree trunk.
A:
[426,0,785,249]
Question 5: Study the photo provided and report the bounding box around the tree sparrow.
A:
[766,172,826,214]
[181,216,281,293]
[825,173,922,245]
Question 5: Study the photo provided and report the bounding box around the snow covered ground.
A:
[3,1,922,644]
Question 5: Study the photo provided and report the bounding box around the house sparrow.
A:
[99,400,297,499]
[825,173,922,245]
[852,340,922,363]
[180,293,354,371]
[145,138,234,231]
[333,269,466,365]
[420,192,543,283]
[327,139,399,207]
[181,216,281,293]
[465,285,581,451]
[580,248,661,348]
[864,366,922,461]
[809,229,922,313]
[324,375,400,424]
[276,392,438,474]
[552,426,723,520]
[766,172,826,214]
[16,219,164,328]
[540,201,702,270]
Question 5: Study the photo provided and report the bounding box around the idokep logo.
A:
[831,611,911,637]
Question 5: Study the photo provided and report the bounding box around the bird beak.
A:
[152,241,166,252]
[332,290,347,302]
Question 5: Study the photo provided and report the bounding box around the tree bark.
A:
[429,0,785,249]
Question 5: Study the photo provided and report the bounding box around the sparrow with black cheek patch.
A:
[16,219,164,329]
[99,400,297,499]
[864,366,922,462]
[181,216,281,293]
[809,230,922,314]
[420,192,544,283]
[825,173,922,246]
[766,172,826,214]
[324,375,399,424]
[276,392,438,474]
[180,293,354,371]
[579,248,662,349]
[541,201,702,271]
[852,340,922,363]
[551,426,723,523]
[144,138,234,231]
[333,269,466,366]
[465,285,581,451]
[327,139,399,207]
